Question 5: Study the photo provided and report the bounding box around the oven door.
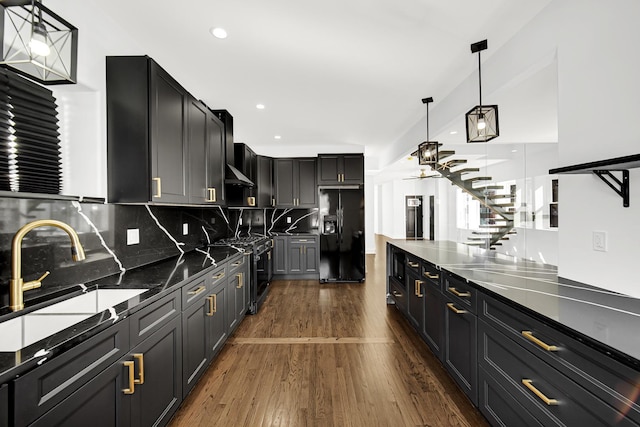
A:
[253,247,272,313]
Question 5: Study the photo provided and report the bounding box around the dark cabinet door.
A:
[341,154,364,184]
[257,155,274,207]
[149,62,188,204]
[274,159,295,206]
[406,270,424,331]
[181,295,210,398]
[187,98,208,204]
[317,154,363,185]
[273,236,287,274]
[206,111,225,204]
[288,242,304,273]
[231,267,247,329]
[0,384,8,427]
[422,283,444,360]
[129,315,182,427]
[209,280,228,357]
[30,361,130,427]
[318,155,340,185]
[297,158,317,207]
[304,242,319,273]
[444,299,477,405]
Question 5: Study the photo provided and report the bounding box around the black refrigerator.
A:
[318,187,365,282]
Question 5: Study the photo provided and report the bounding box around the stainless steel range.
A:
[210,235,273,314]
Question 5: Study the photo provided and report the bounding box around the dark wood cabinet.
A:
[227,254,248,333]
[422,278,444,360]
[274,158,317,207]
[406,257,423,331]
[273,236,287,274]
[0,384,8,427]
[317,154,364,185]
[181,277,210,398]
[257,155,274,207]
[228,143,257,206]
[205,107,226,205]
[288,236,318,275]
[208,276,228,358]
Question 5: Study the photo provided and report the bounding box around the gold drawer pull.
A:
[408,261,419,268]
[247,196,256,206]
[522,379,558,406]
[236,272,243,288]
[446,303,467,314]
[522,331,558,352]
[207,294,216,316]
[392,290,402,297]
[206,188,217,202]
[423,271,439,280]
[448,287,471,298]
[213,272,225,280]
[232,261,242,266]
[133,353,144,385]
[268,250,271,260]
[415,280,424,297]
[188,285,206,296]
[123,361,135,395]
[152,177,162,198]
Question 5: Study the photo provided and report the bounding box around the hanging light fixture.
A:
[465,39,499,142]
[0,0,78,84]
[418,97,439,166]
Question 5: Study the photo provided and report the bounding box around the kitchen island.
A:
[387,238,640,426]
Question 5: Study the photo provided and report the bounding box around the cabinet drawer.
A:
[405,255,421,275]
[479,320,638,426]
[389,277,407,314]
[181,272,210,308]
[478,366,543,427]
[289,236,317,245]
[129,289,181,348]
[13,318,130,427]
[227,253,247,276]
[209,264,227,289]
[443,271,476,314]
[479,293,640,423]
[420,261,441,289]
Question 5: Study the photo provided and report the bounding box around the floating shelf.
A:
[549,153,640,207]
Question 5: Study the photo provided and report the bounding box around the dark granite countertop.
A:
[0,246,242,384]
[388,239,640,369]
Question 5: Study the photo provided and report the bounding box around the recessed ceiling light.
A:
[210,27,227,39]
[274,135,281,140]
[256,104,265,110]
[512,149,518,153]
[449,131,458,135]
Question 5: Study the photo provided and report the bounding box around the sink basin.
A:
[0,288,147,352]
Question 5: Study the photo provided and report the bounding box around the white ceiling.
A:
[48,0,555,173]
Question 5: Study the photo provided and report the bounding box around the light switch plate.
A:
[593,231,607,252]
[286,216,292,224]
[183,223,189,235]
[127,228,140,245]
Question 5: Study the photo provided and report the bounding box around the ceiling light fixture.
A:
[0,0,78,84]
[418,97,439,166]
[465,39,499,143]
[256,104,265,110]
[210,27,227,39]
[274,135,281,139]
[449,131,458,135]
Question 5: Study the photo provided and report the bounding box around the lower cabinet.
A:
[422,280,444,360]
[227,253,248,333]
[1,384,8,427]
[273,236,287,274]
[275,235,319,278]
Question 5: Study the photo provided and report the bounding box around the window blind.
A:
[0,67,62,194]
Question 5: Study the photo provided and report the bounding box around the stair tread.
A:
[465,176,492,182]
[456,168,481,174]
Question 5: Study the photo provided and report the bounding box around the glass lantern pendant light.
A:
[465,39,499,143]
[418,97,439,166]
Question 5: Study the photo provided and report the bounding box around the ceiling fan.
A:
[403,168,441,180]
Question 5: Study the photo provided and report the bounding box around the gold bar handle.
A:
[408,261,419,268]
[206,295,216,316]
[133,353,144,385]
[391,290,402,297]
[447,303,467,314]
[415,280,424,297]
[232,261,242,267]
[337,174,341,182]
[248,196,256,206]
[272,198,276,207]
[522,331,558,352]
[522,379,558,405]
[298,239,309,242]
[188,285,206,296]
[268,250,272,260]
[152,177,162,198]
[236,272,243,289]
[423,271,439,280]
[448,287,471,298]
[213,272,225,280]
[123,361,135,395]
[206,188,217,202]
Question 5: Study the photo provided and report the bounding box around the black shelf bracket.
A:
[593,170,629,207]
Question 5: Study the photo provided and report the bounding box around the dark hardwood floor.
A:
[169,235,488,426]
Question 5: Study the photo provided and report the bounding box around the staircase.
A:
[413,147,516,249]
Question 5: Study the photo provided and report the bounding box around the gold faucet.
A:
[10,219,86,312]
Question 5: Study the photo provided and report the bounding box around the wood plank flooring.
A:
[169,235,489,427]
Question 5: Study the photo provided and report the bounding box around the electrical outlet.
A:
[593,231,607,252]
[286,216,292,224]
[127,228,140,245]
[182,223,189,235]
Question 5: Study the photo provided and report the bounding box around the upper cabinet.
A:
[106,56,225,205]
[317,154,364,185]
[256,155,274,208]
[274,158,317,207]
[227,143,257,207]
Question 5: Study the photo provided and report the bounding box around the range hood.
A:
[225,164,255,187]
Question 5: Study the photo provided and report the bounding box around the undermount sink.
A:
[0,289,147,352]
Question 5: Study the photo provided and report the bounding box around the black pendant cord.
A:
[426,102,430,141]
[478,49,482,108]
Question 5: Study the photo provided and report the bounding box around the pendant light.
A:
[0,0,78,84]
[418,97,439,166]
[465,39,499,142]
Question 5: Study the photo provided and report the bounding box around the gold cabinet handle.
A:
[207,295,216,316]
[188,285,206,296]
[133,353,144,385]
[152,177,162,198]
[236,272,243,289]
[248,196,256,206]
[391,290,402,297]
[123,361,135,395]
[213,272,225,280]
[272,198,276,207]
[423,271,439,280]
[448,287,471,298]
[521,379,558,406]
[521,331,558,352]
[268,250,271,260]
[298,239,309,242]
[446,303,467,314]
[415,280,424,297]
[206,187,217,202]
[232,261,242,267]
[408,261,419,268]
[341,173,345,182]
